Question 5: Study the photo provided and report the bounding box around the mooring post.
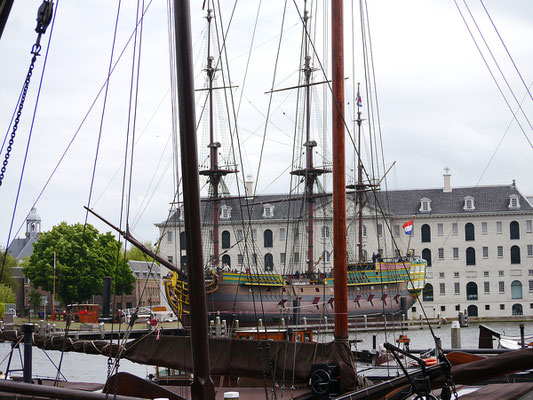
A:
[451,320,461,349]
[520,323,525,349]
[22,323,34,383]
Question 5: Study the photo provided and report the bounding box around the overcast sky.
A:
[1,0,533,248]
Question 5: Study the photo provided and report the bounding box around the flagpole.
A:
[406,216,415,258]
[52,251,56,318]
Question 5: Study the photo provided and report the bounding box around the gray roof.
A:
[128,260,160,274]
[8,236,37,260]
[157,184,533,225]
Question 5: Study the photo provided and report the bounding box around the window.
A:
[511,280,523,299]
[466,282,478,300]
[463,196,475,210]
[510,221,520,240]
[528,245,533,257]
[438,248,444,260]
[529,280,533,292]
[454,282,460,294]
[220,205,232,219]
[439,283,445,295]
[393,225,400,237]
[496,221,502,234]
[485,305,490,311]
[280,253,286,265]
[422,249,432,267]
[221,254,231,267]
[437,223,443,236]
[440,306,446,312]
[499,270,504,277]
[465,223,475,241]
[454,272,459,278]
[264,229,273,248]
[497,246,503,258]
[293,227,299,240]
[509,194,520,210]
[236,229,243,241]
[252,253,257,265]
[221,231,231,249]
[421,224,431,243]
[455,304,461,311]
[511,245,521,264]
[167,256,173,263]
[252,229,258,241]
[423,284,434,301]
[321,225,330,239]
[362,225,367,237]
[452,223,458,236]
[500,304,505,310]
[420,197,432,212]
[439,272,445,278]
[279,228,286,241]
[453,247,459,259]
[323,250,331,263]
[482,246,488,258]
[466,247,476,266]
[484,271,489,277]
[498,281,505,293]
[482,222,488,235]
[529,270,533,276]
[167,231,173,243]
[293,252,300,264]
[238,254,243,265]
[377,224,383,236]
[527,220,532,233]
[264,253,274,271]
[484,281,490,293]
[262,204,274,218]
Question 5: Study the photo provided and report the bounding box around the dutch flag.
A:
[356,92,363,108]
[403,220,413,235]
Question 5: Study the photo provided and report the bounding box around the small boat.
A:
[479,324,533,350]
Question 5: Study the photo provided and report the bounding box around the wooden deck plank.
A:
[459,383,533,400]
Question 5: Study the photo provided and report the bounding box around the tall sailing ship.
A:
[159,3,428,325]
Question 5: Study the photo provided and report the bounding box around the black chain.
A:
[257,343,270,400]
[105,358,113,400]
[266,342,278,400]
[0,0,53,187]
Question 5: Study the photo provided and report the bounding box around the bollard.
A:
[520,324,525,349]
[280,318,285,327]
[419,314,423,329]
[235,319,239,330]
[302,317,307,327]
[258,319,263,327]
[22,323,34,383]
[323,316,328,327]
[99,322,105,339]
[372,335,377,350]
[209,320,215,336]
[51,323,56,334]
[363,315,367,329]
[39,320,45,336]
[215,316,222,337]
[451,321,461,349]
[437,313,441,328]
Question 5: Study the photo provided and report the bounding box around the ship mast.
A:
[290,8,330,275]
[331,0,348,340]
[199,6,236,268]
[356,83,364,262]
[173,0,215,398]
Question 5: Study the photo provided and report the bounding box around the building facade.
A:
[156,174,533,319]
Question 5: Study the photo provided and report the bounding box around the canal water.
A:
[0,321,529,384]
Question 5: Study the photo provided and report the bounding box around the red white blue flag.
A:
[403,220,413,235]
[356,91,363,108]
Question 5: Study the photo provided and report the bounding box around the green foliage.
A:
[0,248,18,289]
[0,284,16,303]
[125,242,159,264]
[23,222,135,305]
[28,289,42,310]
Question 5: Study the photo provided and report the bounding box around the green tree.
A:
[0,248,18,289]
[23,222,135,305]
[28,289,42,311]
[125,242,159,263]
[0,283,16,303]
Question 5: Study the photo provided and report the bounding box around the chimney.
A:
[245,175,254,197]
[443,167,452,193]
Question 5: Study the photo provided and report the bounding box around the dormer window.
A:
[220,205,232,219]
[419,197,432,213]
[509,194,520,210]
[463,196,475,211]
[263,204,274,218]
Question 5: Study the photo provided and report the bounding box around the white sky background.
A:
[1,0,533,247]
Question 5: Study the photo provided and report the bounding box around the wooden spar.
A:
[331,0,348,339]
[173,1,215,399]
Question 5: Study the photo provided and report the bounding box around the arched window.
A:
[264,253,274,271]
[180,231,187,249]
[422,283,434,301]
[222,231,231,249]
[466,247,476,266]
[511,280,523,299]
[465,223,475,241]
[466,282,478,300]
[221,254,231,267]
[264,229,273,248]
[511,245,521,264]
[467,304,478,317]
[321,225,330,239]
[510,221,520,240]
[512,303,523,316]
[422,248,432,267]
[421,224,431,243]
